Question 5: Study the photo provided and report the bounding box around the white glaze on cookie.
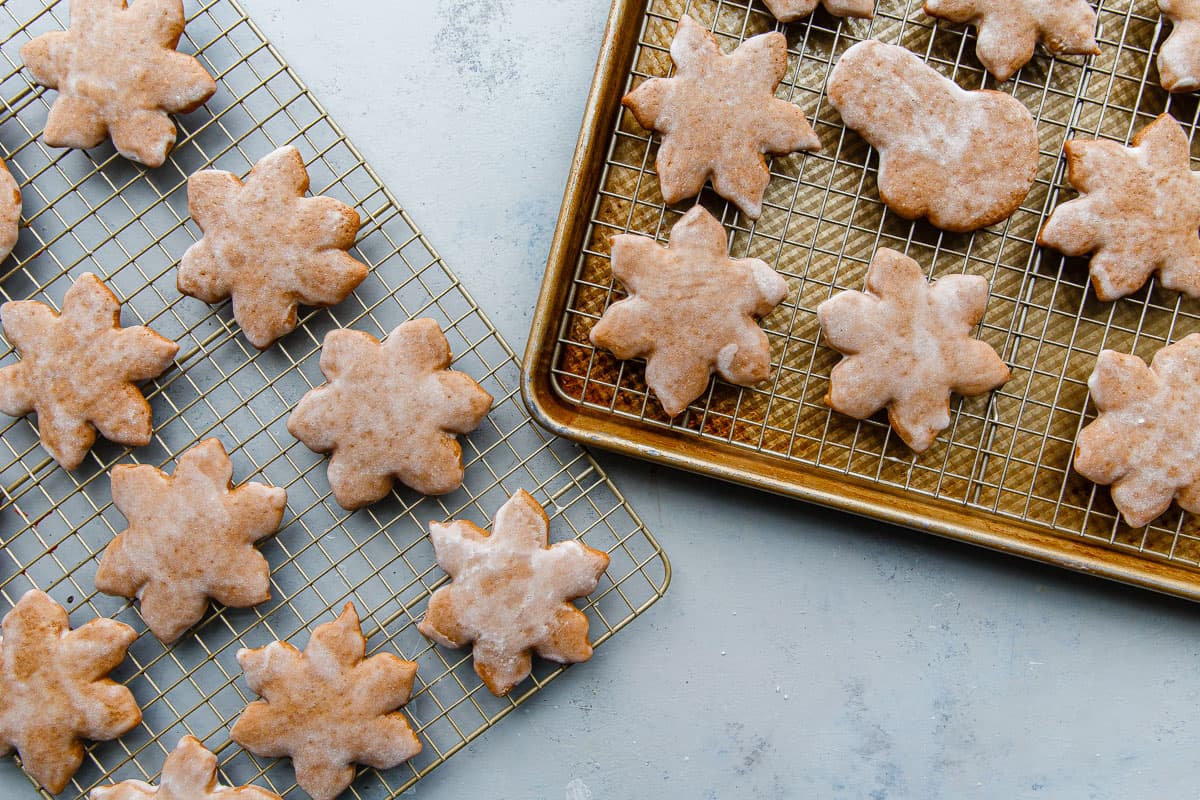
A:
[0,590,140,794]
[180,146,367,349]
[90,736,283,800]
[1159,0,1200,92]
[20,0,216,167]
[817,248,1010,452]
[589,206,789,417]
[622,15,820,219]
[0,273,179,469]
[419,490,610,697]
[826,39,1039,232]
[1076,334,1200,527]
[1039,114,1200,301]
[0,159,19,264]
[95,438,287,643]
[231,604,421,800]
[924,0,1099,81]
[763,0,875,22]
[288,318,493,509]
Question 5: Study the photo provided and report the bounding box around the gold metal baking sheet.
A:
[523,0,1200,598]
[0,1,670,797]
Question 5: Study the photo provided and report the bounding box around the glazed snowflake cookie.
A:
[589,205,789,417]
[827,40,1038,232]
[180,146,368,349]
[923,0,1099,81]
[0,590,141,794]
[95,439,287,643]
[288,318,493,509]
[91,736,282,800]
[0,158,19,264]
[231,604,421,800]
[1158,1,1200,93]
[817,248,1010,452]
[764,0,874,22]
[1039,114,1200,301]
[0,273,179,470]
[419,490,610,697]
[622,15,820,218]
[20,0,216,167]
[1075,334,1200,528]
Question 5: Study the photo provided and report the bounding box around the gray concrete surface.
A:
[5,2,1200,798]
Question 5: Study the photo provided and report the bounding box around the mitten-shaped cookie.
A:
[827,39,1038,232]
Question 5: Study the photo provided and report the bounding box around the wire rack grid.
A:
[0,1,670,798]
[549,0,1200,571]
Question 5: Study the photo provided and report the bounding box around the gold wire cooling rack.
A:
[524,0,1200,596]
[0,1,670,798]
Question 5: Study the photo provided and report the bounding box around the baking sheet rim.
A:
[520,0,1200,603]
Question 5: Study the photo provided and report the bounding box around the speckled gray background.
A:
[5,2,1200,798]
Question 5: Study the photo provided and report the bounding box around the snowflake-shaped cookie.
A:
[419,490,610,697]
[763,0,875,21]
[1039,114,1200,301]
[1074,335,1200,528]
[288,318,492,509]
[589,206,788,417]
[230,603,421,800]
[817,248,1010,452]
[622,15,820,219]
[0,272,179,470]
[179,146,368,349]
[91,736,282,800]
[923,0,1099,81]
[0,590,140,794]
[0,158,19,264]
[1159,0,1200,93]
[20,0,216,167]
[94,438,287,643]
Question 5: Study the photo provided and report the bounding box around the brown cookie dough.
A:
[0,272,179,470]
[622,14,820,219]
[20,0,216,167]
[1075,334,1200,528]
[179,146,368,349]
[923,0,1099,81]
[288,318,492,509]
[90,736,283,800]
[94,438,287,643]
[1038,114,1200,301]
[0,158,19,264]
[1159,0,1200,93]
[231,603,421,800]
[419,490,610,697]
[589,205,789,417]
[817,248,1010,452]
[826,39,1039,232]
[764,0,875,22]
[0,590,141,794]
